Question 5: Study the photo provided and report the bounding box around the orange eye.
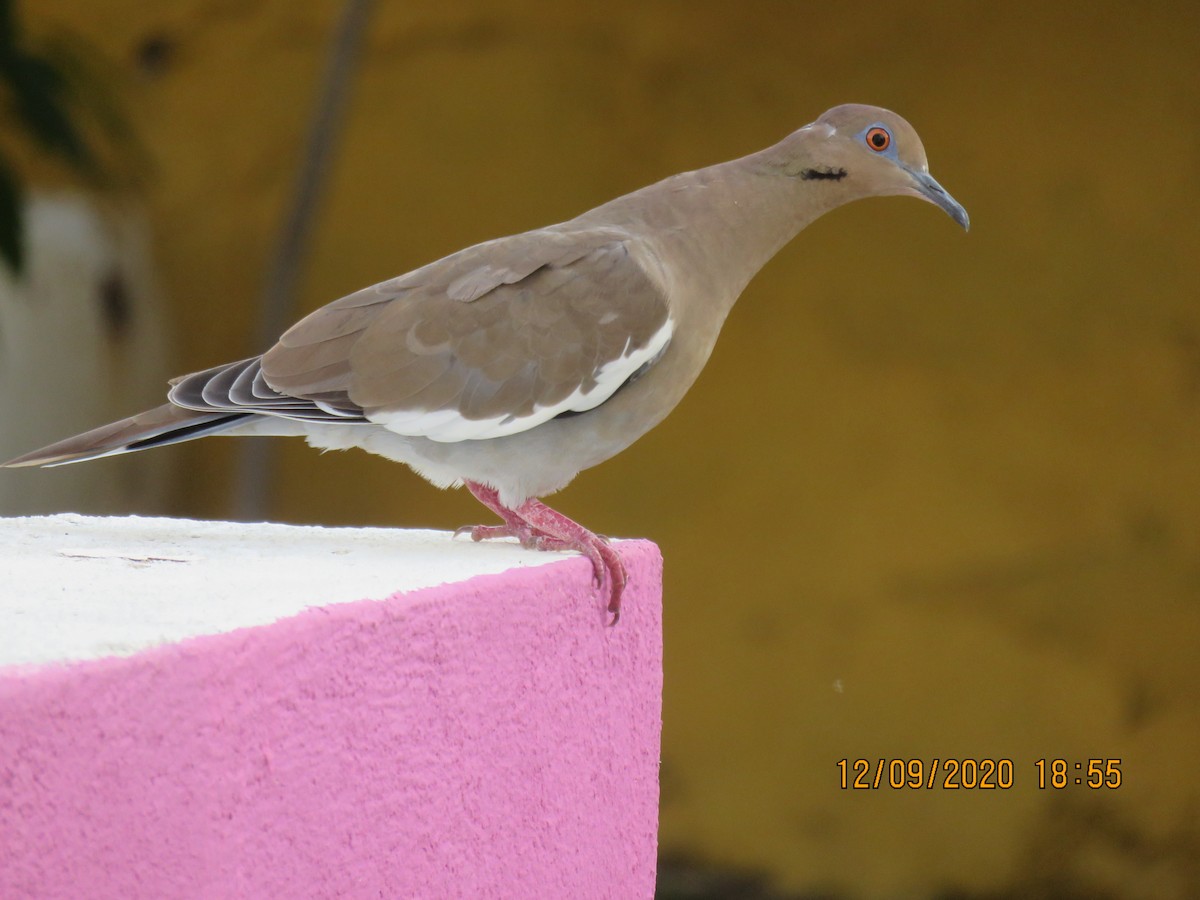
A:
[865,127,891,152]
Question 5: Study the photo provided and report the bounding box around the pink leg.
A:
[456,481,577,552]
[454,482,532,543]
[456,480,628,623]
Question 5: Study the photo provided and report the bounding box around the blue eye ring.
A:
[865,126,891,152]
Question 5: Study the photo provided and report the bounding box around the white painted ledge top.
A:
[0,513,565,668]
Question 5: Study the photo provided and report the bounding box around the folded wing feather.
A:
[167,225,673,443]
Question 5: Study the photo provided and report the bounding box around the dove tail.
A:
[2,404,250,468]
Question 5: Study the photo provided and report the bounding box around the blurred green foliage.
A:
[0,0,137,275]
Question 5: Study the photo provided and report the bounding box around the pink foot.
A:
[458,481,629,623]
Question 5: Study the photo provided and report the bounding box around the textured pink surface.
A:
[0,541,663,899]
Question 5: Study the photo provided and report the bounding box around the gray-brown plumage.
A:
[4,104,968,620]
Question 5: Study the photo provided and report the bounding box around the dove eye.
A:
[865,126,891,152]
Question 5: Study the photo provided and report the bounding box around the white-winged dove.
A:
[4,104,967,620]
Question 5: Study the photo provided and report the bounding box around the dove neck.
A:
[584,145,853,314]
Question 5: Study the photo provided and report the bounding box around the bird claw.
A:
[460,482,630,623]
[454,523,501,541]
[583,538,628,625]
[455,522,567,552]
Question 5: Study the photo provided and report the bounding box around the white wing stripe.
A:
[370,317,674,443]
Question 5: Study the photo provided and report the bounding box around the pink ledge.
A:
[0,515,663,899]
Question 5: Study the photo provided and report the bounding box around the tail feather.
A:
[2,404,250,468]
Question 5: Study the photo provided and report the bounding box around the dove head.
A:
[771,104,969,231]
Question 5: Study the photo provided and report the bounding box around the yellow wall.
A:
[26,1,1200,895]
